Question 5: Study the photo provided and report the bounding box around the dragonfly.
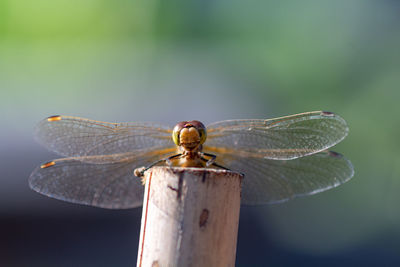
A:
[29,111,354,209]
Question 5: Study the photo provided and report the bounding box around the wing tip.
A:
[321,111,350,140]
[28,167,43,192]
[33,116,62,145]
[326,150,355,181]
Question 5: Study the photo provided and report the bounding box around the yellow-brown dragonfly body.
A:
[29,111,354,209]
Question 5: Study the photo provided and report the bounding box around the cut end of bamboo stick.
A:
[137,167,243,267]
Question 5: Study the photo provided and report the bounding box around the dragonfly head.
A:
[172,120,207,151]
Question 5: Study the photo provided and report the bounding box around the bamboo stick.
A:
[137,166,243,267]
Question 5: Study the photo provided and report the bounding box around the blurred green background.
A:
[1,0,399,266]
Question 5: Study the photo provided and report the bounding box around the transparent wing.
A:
[207,149,354,204]
[206,111,348,160]
[35,115,173,157]
[29,148,176,209]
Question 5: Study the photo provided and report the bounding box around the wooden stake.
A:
[137,167,243,267]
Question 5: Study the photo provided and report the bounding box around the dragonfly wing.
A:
[35,116,173,157]
[29,149,176,209]
[204,149,354,204]
[206,111,348,160]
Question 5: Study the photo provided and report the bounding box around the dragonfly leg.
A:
[201,152,216,167]
[200,153,231,170]
[134,154,183,178]
[165,153,182,166]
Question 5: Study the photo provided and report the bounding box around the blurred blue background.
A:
[1,0,399,266]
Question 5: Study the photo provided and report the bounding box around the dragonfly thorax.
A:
[172,120,207,152]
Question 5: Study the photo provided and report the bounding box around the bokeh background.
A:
[1,0,399,266]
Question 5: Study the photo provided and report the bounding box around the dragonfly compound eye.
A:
[172,121,186,146]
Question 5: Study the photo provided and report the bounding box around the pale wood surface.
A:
[137,167,243,267]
